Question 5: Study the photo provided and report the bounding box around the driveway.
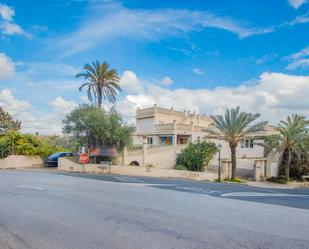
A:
[1,170,309,249]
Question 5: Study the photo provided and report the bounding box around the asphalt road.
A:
[1,170,309,249]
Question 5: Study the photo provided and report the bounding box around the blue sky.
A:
[0,0,308,134]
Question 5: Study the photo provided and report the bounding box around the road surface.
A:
[1,170,309,249]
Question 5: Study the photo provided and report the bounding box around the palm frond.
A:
[76,61,121,107]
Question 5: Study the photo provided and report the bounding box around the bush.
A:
[174,165,188,171]
[175,141,217,172]
[267,176,289,184]
[0,131,67,158]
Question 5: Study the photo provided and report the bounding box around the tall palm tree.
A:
[262,114,309,179]
[207,107,267,179]
[76,61,121,109]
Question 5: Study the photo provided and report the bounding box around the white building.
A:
[125,105,278,178]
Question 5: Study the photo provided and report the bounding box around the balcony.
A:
[154,123,192,133]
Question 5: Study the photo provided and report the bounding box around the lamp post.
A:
[217,144,223,182]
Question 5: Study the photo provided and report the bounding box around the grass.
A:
[214,177,244,183]
[223,177,244,183]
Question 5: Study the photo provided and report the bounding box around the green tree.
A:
[261,114,309,179]
[63,105,133,151]
[175,141,217,172]
[0,107,21,131]
[40,135,80,152]
[208,107,267,179]
[76,61,121,109]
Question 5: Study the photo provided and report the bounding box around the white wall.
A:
[0,155,43,169]
[136,117,155,133]
[209,138,264,160]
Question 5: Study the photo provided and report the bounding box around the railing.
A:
[136,107,155,118]
[127,149,143,156]
[193,126,205,132]
[147,145,175,153]
[155,123,174,131]
[176,123,192,131]
[155,123,193,132]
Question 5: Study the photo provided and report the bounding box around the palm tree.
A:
[76,61,121,109]
[207,107,267,180]
[262,114,309,179]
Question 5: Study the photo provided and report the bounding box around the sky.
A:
[0,0,308,134]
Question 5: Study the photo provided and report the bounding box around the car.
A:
[44,152,77,167]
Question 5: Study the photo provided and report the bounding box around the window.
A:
[241,138,253,148]
[147,137,153,145]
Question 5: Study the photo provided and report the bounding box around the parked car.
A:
[44,152,77,167]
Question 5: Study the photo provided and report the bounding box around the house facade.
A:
[133,104,212,146]
[127,105,278,178]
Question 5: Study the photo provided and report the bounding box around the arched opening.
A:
[129,161,140,166]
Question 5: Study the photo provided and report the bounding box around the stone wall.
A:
[0,155,43,169]
[58,157,218,181]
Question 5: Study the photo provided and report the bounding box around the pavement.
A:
[1,170,309,249]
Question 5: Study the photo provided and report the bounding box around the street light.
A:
[217,144,223,182]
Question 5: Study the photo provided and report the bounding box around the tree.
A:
[175,141,217,172]
[0,107,21,131]
[261,114,309,179]
[207,107,267,179]
[63,105,133,151]
[76,61,121,109]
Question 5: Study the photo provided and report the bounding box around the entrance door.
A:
[270,163,278,177]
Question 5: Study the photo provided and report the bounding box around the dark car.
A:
[44,152,77,167]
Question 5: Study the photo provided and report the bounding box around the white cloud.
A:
[286,47,309,70]
[0,89,30,115]
[49,97,77,116]
[191,68,204,75]
[160,76,173,86]
[288,12,309,26]
[0,3,14,21]
[115,72,309,125]
[58,2,272,56]
[2,70,309,134]
[120,70,144,94]
[0,89,78,134]
[287,0,308,9]
[0,53,15,80]
[0,3,30,38]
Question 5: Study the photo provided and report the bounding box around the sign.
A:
[98,161,112,168]
[90,146,118,157]
[79,153,89,164]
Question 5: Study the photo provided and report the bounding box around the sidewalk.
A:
[246,180,309,189]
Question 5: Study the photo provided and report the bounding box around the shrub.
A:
[145,163,155,168]
[174,165,188,171]
[267,176,289,184]
[0,131,66,158]
[175,141,217,172]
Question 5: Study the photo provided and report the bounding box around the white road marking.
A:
[114,176,145,183]
[221,192,309,197]
[176,186,202,192]
[208,190,221,194]
[16,185,44,191]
